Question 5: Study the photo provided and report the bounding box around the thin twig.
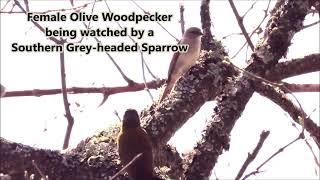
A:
[113,110,122,122]
[104,0,155,102]
[12,0,61,44]
[282,83,320,93]
[2,79,165,98]
[303,20,320,29]
[231,0,271,59]
[130,0,179,42]
[291,122,320,168]
[2,0,98,14]
[222,32,243,39]
[235,131,270,180]
[242,0,258,19]
[23,0,29,12]
[59,46,74,150]
[104,1,159,80]
[32,160,48,180]
[179,3,185,35]
[0,0,12,11]
[228,0,254,51]
[304,139,320,167]
[243,133,304,179]
[93,36,135,86]
[109,153,143,180]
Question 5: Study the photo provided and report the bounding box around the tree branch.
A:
[282,83,320,92]
[185,0,310,178]
[179,3,185,36]
[142,51,238,149]
[0,134,126,179]
[228,0,254,51]
[253,81,320,147]
[2,79,165,98]
[235,131,270,180]
[59,48,74,150]
[266,53,320,81]
[13,0,61,44]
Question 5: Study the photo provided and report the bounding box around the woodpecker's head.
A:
[122,109,140,128]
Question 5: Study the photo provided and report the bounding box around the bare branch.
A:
[103,0,156,102]
[1,1,92,14]
[185,1,310,178]
[179,3,185,35]
[242,0,258,19]
[105,51,136,86]
[13,0,61,44]
[32,160,48,180]
[228,0,254,51]
[23,0,29,12]
[243,133,304,179]
[231,0,271,59]
[59,48,74,150]
[304,139,320,167]
[0,0,12,11]
[109,153,142,180]
[235,131,270,180]
[266,53,320,81]
[282,83,320,92]
[303,20,320,29]
[130,0,179,42]
[254,81,320,147]
[2,79,165,98]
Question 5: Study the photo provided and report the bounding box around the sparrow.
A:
[117,109,154,180]
[159,27,202,102]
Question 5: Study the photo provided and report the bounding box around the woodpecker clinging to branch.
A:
[117,109,157,180]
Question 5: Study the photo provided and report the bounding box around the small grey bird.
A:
[159,27,202,102]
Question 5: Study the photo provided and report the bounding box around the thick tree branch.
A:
[142,51,238,149]
[253,81,320,147]
[185,0,310,178]
[282,83,320,92]
[200,0,226,55]
[0,128,127,180]
[266,53,320,81]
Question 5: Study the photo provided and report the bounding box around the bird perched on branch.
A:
[117,109,155,180]
[159,27,203,102]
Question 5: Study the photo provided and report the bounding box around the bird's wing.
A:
[167,40,181,83]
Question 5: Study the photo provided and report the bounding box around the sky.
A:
[1,0,319,179]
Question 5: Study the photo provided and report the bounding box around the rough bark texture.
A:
[184,0,311,179]
[141,51,237,149]
[0,0,317,180]
[254,82,320,147]
[266,53,320,81]
[0,126,125,180]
